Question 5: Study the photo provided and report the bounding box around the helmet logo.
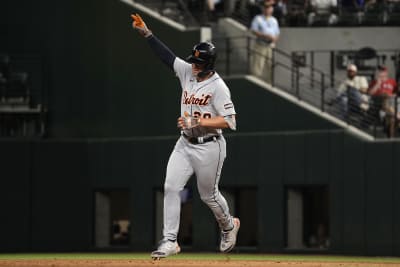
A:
[194,50,200,57]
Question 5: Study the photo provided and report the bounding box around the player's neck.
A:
[196,71,214,82]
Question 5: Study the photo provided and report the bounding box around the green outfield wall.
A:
[0,133,400,255]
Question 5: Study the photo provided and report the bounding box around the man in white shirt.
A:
[308,0,338,25]
[336,63,369,122]
[250,1,280,83]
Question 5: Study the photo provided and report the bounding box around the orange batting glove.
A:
[131,13,152,37]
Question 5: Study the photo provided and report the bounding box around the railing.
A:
[291,49,400,85]
[213,36,400,139]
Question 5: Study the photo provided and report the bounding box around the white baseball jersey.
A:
[174,57,236,137]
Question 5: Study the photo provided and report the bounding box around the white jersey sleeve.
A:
[173,57,191,89]
[212,80,236,117]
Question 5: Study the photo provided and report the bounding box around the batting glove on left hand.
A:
[178,112,201,129]
[131,13,152,38]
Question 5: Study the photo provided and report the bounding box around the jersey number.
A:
[193,111,211,119]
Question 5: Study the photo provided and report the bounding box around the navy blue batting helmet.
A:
[186,42,217,72]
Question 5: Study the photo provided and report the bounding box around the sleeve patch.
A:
[224,103,234,110]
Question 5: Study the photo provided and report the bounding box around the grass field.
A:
[0,253,399,262]
[1,253,400,267]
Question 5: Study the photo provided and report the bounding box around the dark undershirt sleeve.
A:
[146,35,176,71]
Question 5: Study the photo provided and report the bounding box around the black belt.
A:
[182,133,220,144]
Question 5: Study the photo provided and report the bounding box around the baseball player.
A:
[131,14,240,259]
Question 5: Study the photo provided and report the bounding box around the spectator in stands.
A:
[386,0,400,25]
[340,0,366,24]
[368,66,398,136]
[336,64,369,123]
[206,0,237,21]
[369,66,397,96]
[206,0,223,21]
[307,0,338,25]
[341,0,365,11]
[272,0,288,24]
[250,0,280,83]
[364,0,386,8]
[381,94,400,137]
[286,0,309,26]
[361,0,388,24]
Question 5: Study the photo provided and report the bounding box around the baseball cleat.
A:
[150,239,181,260]
[220,217,240,253]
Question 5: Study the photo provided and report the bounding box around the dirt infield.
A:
[1,259,400,267]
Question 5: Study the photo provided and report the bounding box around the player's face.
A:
[191,63,205,76]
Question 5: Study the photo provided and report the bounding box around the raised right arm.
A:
[131,13,176,71]
[146,35,176,71]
